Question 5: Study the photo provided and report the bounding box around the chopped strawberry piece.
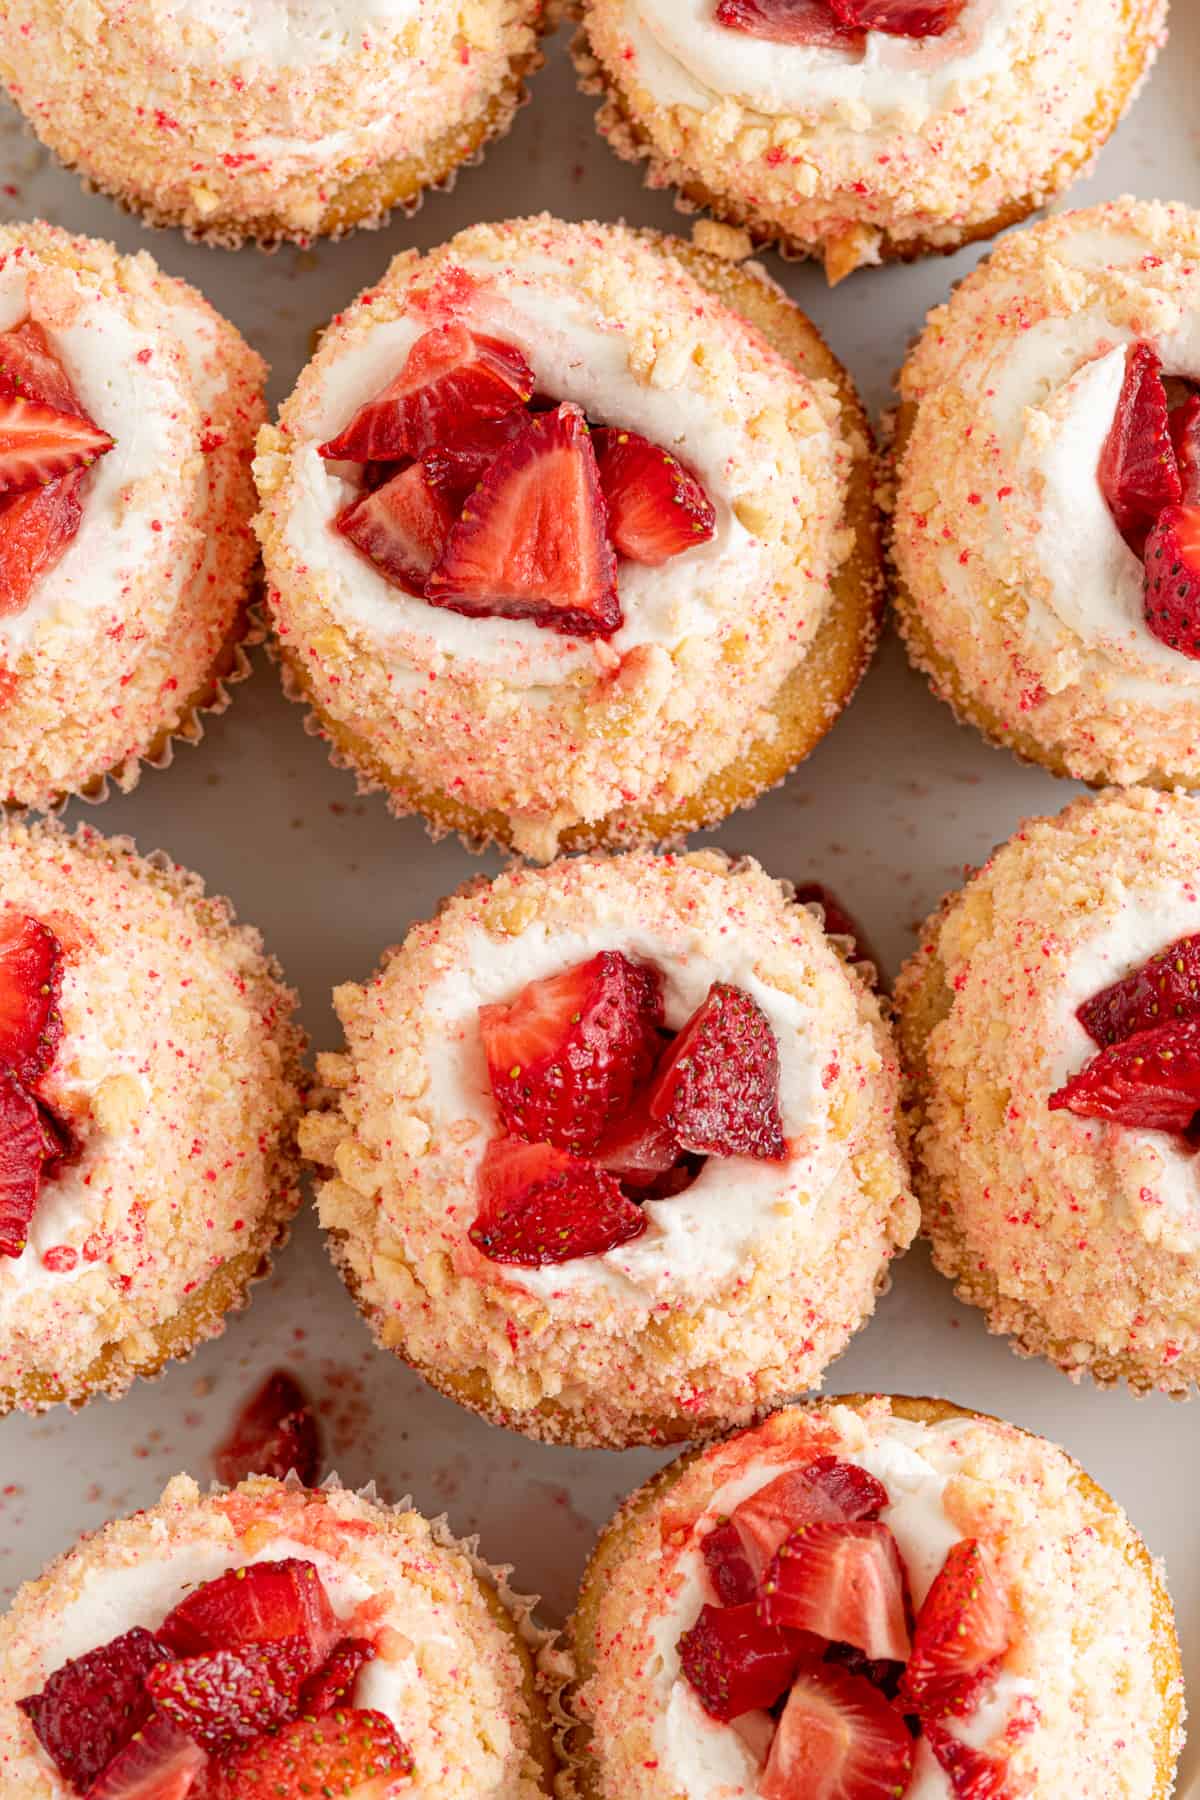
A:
[0,321,82,415]
[1170,394,1200,505]
[299,1639,376,1716]
[793,883,879,977]
[157,1560,338,1678]
[218,1708,413,1800]
[1076,932,1200,1046]
[923,1719,1013,1798]
[647,982,786,1161]
[0,909,62,1082]
[700,1519,759,1607]
[0,1067,54,1258]
[146,1645,295,1755]
[760,1658,915,1800]
[1144,502,1200,659]
[759,1521,911,1662]
[593,1093,682,1191]
[319,323,533,462]
[830,0,966,32]
[426,403,622,639]
[0,392,112,495]
[0,471,85,616]
[592,427,715,566]
[480,950,664,1153]
[1099,343,1182,551]
[84,1716,208,1800]
[715,0,864,45]
[902,1539,1009,1721]
[19,1628,170,1793]
[677,1602,805,1722]
[1049,1014,1200,1133]
[336,462,454,596]
[469,1137,646,1266]
[214,1369,322,1488]
[732,1458,889,1579]
[421,412,529,507]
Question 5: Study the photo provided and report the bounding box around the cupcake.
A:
[0,1,545,247]
[896,785,1200,1393]
[572,0,1165,284]
[255,214,881,861]
[563,1393,1184,1799]
[0,817,305,1415]
[0,220,264,810]
[302,850,916,1448]
[0,1474,556,1797]
[892,198,1200,789]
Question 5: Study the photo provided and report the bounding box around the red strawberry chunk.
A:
[0,392,113,495]
[592,427,715,566]
[759,1521,911,1662]
[299,1639,377,1716]
[902,1539,1009,1721]
[0,321,83,415]
[648,982,786,1161]
[700,1518,759,1607]
[319,323,533,462]
[336,462,453,595]
[218,1708,413,1800]
[0,909,62,1082]
[157,1560,338,1677]
[84,1716,207,1800]
[421,412,529,507]
[479,950,664,1153]
[1076,932,1200,1046]
[677,1601,805,1722]
[1048,1014,1200,1133]
[0,471,85,615]
[426,403,622,639]
[830,0,966,32]
[146,1645,295,1755]
[0,1067,54,1258]
[1099,342,1182,551]
[760,1657,915,1800]
[214,1370,322,1488]
[19,1628,170,1793]
[1170,394,1200,506]
[923,1719,1013,1798]
[1143,502,1200,659]
[469,1137,646,1266]
[715,0,864,46]
[593,1094,683,1191]
[732,1457,889,1580]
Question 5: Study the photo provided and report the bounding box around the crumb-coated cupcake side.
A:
[0,818,306,1415]
[563,1394,1184,1800]
[255,214,880,861]
[302,850,917,1448]
[0,1475,557,1798]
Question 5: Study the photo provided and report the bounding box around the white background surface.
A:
[0,8,1197,1785]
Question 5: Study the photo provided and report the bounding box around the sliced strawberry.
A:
[1049,1014,1200,1133]
[647,982,786,1161]
[84,1716,208,1800]
[298,1639,376,1716]
[421,412,530,507]
[336,462,454,596]
[902,1539,1009,1721]
[0,471,85,616]
[0,909,62,1082]
[1144,502,1200,659]
[157,1560,338,1677]
[760,1658,915,1800]
[1170,394,1200,506]
[146,1645,295,1755]
[593,1093,682,1191]
[592,427,715,566]
[701,1518,759,1607]
[19,1628,170,1793]
[677,1601,804,1723]
[0,320,82,415]
[0,392,112,495]
[1076,932,1200,1046]
[1099,342,1182,551]
[214,1369,322,1488]
[217,1709,413,1800]
[715,0,864,45]
[0,1067,53,1258]
[829,0,966,31]
[732,1458,889,1580]
[426,403,622,639]
[923,1719,1013,1799]
[468,1136,646,1266]
[479,950,664,1153]
[319,323,533,462]
[759,1521,911,1662]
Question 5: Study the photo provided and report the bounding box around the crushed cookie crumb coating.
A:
[0,817,306,1414]
[304,850,916,1448]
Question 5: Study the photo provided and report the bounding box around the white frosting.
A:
[165,0,418,68]
[421,917,844,1309]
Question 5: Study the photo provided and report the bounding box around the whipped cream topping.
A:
[166,0,417,67]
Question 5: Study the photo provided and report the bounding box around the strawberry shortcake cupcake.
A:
[0,817,305,1415]
[255,215,881,860]
[0,1474,556,1797]
[302,850,917,1447]
[0,1,545,247]
[563,1394,1184,1799]
[0,221,264,810]
[573,0,1165,284]
[892,198,1200,789]
[897,785,1200,1393]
